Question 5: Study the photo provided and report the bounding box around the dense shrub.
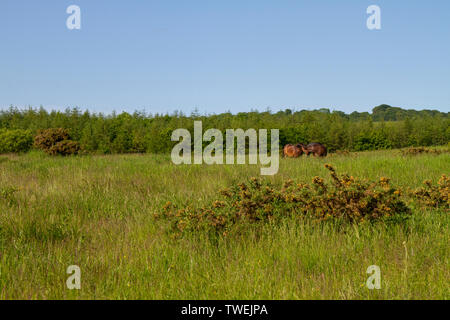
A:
[353,132,392,151]
[33,128,80,156]
[0,129,33,153]
[48,140,81,156]
[410,175,449,210]
[157,165,412,236]
[34,128,70,151]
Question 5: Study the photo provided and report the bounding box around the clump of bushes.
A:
[48,140,81,156]
[295,165,411,223]
[0,129,33,154]
[33,128,70,150]
[157,165,411,236]
[354,132,392,151]
[410,175,449,210]
[401,147,444,156]
[33,128,80,156]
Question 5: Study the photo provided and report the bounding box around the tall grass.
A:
[0,150,448,299]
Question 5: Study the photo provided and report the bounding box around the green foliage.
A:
[0,129,33,153]
[354,132,392,151]
[372,104,445,121]
[0,105,448,155]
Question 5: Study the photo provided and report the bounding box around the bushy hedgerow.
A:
[157,165,412,236]
[0,105,448,155]
[0,129,33,153]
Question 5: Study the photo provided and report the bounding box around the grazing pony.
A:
[301,143,328,157]
[283,144,304,158]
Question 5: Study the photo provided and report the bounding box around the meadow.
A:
[0,149,448,299]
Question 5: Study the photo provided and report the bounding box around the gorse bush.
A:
[0,129,33,153]
[48,140,81,156]
[33,128,80,156]
[410,175,450,210]
[292,165,411,223]
[34,128,70,150]
[158,165,412,236]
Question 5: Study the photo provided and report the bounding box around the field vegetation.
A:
[0,149,448,299]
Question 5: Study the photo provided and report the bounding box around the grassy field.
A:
[0,149,448,299]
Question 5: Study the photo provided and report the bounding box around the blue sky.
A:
[1,0,449,114]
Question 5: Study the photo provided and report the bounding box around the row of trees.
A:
[0,105,448,154]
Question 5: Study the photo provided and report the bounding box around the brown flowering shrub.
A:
[410,175,449,210]
[292,165,411,224]
[34,128,70,150]
[48,140,81,156]
[34,128,80,156]
[157,165,412,236]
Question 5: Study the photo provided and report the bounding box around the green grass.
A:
[0,149,448,299]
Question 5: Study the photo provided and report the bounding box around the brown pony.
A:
[301,143,328,157]
[283,144,303,158]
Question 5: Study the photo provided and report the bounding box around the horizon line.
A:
[1,104,449,117]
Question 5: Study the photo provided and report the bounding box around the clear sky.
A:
[1,0,449,114]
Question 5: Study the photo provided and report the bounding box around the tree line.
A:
[0,104,448,154]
